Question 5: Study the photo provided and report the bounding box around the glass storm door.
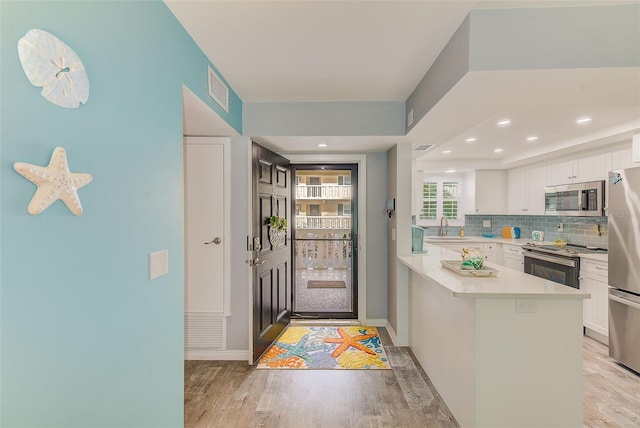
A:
[291,164,357,319]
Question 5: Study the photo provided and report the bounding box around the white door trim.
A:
[285,154,368,325]
[247,140,254,364]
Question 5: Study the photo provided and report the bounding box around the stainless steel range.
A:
[522,243,607,289]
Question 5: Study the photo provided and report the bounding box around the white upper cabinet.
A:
[607,143,633,172]
[547,150,606,185]
[576,150,607,183]
[507,162,546,215]
[547,156,574,185]
[507,167,527,214]
[464,170,507,214]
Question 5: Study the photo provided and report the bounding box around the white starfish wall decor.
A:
[14,147,93,215]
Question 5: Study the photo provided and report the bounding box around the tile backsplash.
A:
[425,215,608,249]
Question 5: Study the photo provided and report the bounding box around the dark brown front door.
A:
[251,142,292,363]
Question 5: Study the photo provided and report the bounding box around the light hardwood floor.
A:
[184,328,458,427]
[184,331,640,428]
[583,336,640,427]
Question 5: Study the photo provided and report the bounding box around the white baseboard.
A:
[385,321,399,346]
[584,327,608,346]
[185,349,249,361]
[365,318,388,327]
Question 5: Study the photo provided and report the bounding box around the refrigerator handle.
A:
[609,294,640,311]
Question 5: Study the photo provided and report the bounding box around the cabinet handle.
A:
[595,266,608,271]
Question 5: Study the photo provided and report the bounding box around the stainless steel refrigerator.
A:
[608,166,640,374]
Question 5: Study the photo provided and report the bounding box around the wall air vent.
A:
[413,144,434,152]
[208,65,229,112]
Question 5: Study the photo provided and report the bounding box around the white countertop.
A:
[424,236,608,263]
[399,244,590,299]
[424,236,531,246]
[577,253,608,262]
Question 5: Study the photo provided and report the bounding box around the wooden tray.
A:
[440,260,500,277]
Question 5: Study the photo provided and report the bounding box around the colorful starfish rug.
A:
[257,326,391,369]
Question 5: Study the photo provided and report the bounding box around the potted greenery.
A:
[267,215,287,246]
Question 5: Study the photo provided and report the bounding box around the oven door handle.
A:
[609,294,640,310]
[524,251,576,267]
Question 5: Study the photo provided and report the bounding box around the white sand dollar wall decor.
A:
[17,29,89,108]
[14,147,93,215]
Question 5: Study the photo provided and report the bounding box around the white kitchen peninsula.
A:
[399,245,589,428]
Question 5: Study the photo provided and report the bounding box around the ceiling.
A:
[168,0,640,170]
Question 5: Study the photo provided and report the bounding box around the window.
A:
[442,181,459,219]
[420,182,437,219]
[419,177,462,224]
[338,175,351,186]
[338,203,351,216]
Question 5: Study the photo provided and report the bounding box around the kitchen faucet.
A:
[439,216,448,236]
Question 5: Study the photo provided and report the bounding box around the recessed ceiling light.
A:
[317,143,327,148]
[465,137,477,143]
[576,116,592,125]
[526,135,539,142]
[443,150,452,154]
[445,169,456,173]
[497,119,511,127]
[494,148,504,153]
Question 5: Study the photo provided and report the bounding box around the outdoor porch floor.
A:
[293,268,353,313]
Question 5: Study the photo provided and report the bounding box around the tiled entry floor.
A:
[294,268,352,313]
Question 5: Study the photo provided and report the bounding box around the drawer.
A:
[483,243,498,253]
[503,244,523,261]
[580,259,608,281]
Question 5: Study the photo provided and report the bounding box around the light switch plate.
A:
[150,250,168,280]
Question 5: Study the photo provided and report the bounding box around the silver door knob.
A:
[204,237,222,245]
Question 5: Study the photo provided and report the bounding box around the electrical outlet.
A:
[483,220,491,228]
[515,299,537,313]
[557,223,564,232]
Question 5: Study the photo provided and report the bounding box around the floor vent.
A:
[185,312,225,350]
[208,66,229,112]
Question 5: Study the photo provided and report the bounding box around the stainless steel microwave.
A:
[544,180,605,217]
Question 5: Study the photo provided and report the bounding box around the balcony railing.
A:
[296,185,351,199]
[296,215,351,230]
[295,234,352,270]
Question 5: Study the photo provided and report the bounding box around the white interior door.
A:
[184,137,230,356]
[185,138,228,313]
[185,142,223,312]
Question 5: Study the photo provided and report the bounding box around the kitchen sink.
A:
[425,236,472,241]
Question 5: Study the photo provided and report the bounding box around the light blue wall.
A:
[406,3,640,133]
[244,101,405,137]
[405,15,470,134]
[469,4,640,71]
[366,152,388,320]
[0,1,241,427]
